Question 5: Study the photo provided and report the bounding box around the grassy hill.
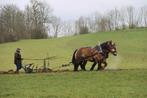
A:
[0,69,147,98]
[0,28,147,70]
[0,28,147,98]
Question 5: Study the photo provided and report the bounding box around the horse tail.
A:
[72,49,78,65]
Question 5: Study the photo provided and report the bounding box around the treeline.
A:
[76,6,147,34]
[0,0,147,43]
[0,0,55,43]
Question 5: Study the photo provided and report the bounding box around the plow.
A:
[22,56,72,73]
[0,56,71,74]
[22,56,56,73]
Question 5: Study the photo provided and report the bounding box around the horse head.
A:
[99,41,117,56]
[106,41,117,56]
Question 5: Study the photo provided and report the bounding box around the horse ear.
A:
[110,40,112,43]
[114,43,116,46]
[107,41,110,45]
[98,41,101,45]
[113,43,115,46]
[112,42,116,47]
[107,40,112,44]
[112,41,114,45]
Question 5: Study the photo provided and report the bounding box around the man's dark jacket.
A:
[14,52,22,65]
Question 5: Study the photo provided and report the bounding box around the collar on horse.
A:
[95,42,110,59]
[101,42,110,58]
[95,42,103,53]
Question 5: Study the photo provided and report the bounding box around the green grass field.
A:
[0,69,147,98]
[0,28,147,70]
[0,28,147,98]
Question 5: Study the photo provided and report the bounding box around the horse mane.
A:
[99,41,111,58]
[100,41,111,49]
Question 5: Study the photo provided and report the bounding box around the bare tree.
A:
[50,16,61,37]
[25,0,53,39]
[0,0,55,43]
[126,6,137,28]
[98,16,111,31]
[75,16,89,34]
[60,21,76,36]
[140,6,147,27]
[92,12,103,32]
[119,8,128,29]
[0,4,25,42]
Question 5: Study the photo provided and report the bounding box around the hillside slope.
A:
[0,28,147,70]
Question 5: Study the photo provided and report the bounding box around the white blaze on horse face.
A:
[112,42,116,46]
[111,49,115,52]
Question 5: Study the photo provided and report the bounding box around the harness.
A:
[98,42,103,53]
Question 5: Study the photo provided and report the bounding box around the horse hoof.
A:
[74,70,78,72]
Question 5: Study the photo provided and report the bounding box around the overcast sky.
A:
[0,0,146,21]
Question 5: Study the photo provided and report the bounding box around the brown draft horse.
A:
[71,41,117,71]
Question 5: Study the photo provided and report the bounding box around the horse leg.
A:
[80,61,87,71]
[83,61,87,71]
[74,60,80,71]
[90,62,97,71]
[79,61,84,70]
[97,62,102,71]
[74,63,79,71]
[103,61,107,70]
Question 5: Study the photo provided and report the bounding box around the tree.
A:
[92,12,103,32]
[140,6,147,27]
[0,0,55,43]
[126,6,137,28]
[98,16,110,31]
[107,8,120,30]
[79,26,89,34]
[50,16,61,37]
[75,16,89,34]
[25,0,53,39]
[119,8,127,29]
[56,20,76,37]
[0,5,25,42]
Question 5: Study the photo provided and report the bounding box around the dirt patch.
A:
[0,69,15,74]
[0,68,146,75]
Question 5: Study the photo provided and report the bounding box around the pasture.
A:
[0,28,147,98]
[0,69,147,98]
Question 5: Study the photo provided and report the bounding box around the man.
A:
[14,48,23,73]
